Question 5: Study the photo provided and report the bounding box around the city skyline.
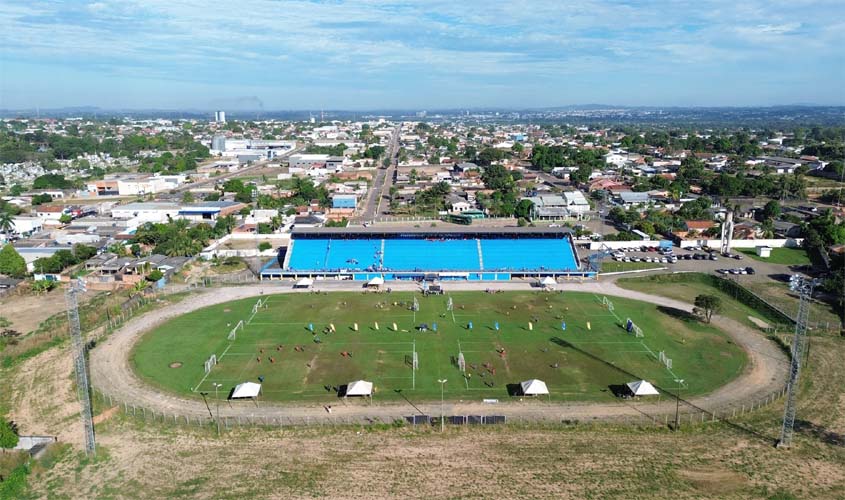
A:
[1,0,844,110]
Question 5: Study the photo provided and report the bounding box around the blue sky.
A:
[1,0,843,110]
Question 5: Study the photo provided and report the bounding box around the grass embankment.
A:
[132,291,745,403]
[618,273,783,331]
[601,261,664,273]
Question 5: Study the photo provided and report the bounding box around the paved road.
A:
[357,125,400,222]
[89,280,788,424]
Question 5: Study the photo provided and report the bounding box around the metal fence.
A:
[91,385,787,431]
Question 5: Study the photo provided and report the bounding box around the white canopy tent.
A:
[626,380,659,396]
[231,382,262,399]
[345,380,373,397]
[520,379,550,396]
[294,277,314,288]
[540,276,556,287]
[366,276,384,288]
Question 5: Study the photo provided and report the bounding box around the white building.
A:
[111,202,181,222]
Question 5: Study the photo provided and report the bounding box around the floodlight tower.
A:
[65,278,96,455]
[777,275,818,448]
[720,210,734,256]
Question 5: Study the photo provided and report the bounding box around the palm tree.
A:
[0,212,13,241]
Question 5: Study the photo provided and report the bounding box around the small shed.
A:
[756,246,773,258]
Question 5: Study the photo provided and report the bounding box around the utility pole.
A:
[437,379,447,432]
[673,378,684,431]
[65,278,95,455]
[213,382,223,436]
[778,275,818,448]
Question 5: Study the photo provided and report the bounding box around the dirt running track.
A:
[90,281,789,424]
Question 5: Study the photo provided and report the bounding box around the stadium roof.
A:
[292,226,573,237]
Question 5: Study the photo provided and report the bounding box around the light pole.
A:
[673,378,684,431]
[437,379,447,432]
[213,383,222,436]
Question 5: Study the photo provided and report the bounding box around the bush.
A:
[146,269,164,282]
[258,242,272,252]
[0,418,19,448]
[0,244,26,278]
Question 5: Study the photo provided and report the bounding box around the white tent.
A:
[626,380,659,396]
[345,380,373,397]
[520,379,550,396]
[366,276,384,287]
[294,277,314,288]
[231,382,262,399]
[540,276,556,287]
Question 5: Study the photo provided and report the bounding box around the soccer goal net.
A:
[457,352,466,373]
[412,351,419,370]
[227,320,243,340]
[601,295,614,312]
[204,354,217,374]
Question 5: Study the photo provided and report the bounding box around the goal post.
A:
[227,320,243,340]
[457,352,466,373]
[204,354,217,374]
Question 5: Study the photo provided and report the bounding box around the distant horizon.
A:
[2,1,843,110]
[2,103,844,115]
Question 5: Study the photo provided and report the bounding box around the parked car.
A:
[709,254,718,261]
[746,267,756,275]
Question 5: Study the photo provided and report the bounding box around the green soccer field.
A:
[130,291,746,403]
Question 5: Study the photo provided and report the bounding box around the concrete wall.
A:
[676,238,803,249]
[590,238,803,250]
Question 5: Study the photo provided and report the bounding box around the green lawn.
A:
[738,247,810,265]
[131,291,746,404]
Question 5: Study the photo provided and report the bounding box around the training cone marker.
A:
[587,322,591,331]
[432,322,437,332]
[494,321,500,331]
[308,323,314,332]
[561,322,567,331]
[329,323,335,332]
[392,322,397,332]
[374,322,379,330]
[353,322,358,332]
[468,321,473,330]
[528,322,533,331]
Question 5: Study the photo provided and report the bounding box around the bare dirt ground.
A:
[7,282,844,499]
[0,288,71,334]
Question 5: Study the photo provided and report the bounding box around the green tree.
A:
[0,243,26,278]
[182,191,195,203]
[59,213,72,224]
[694,294,722,323]
[0,211,14,240]
[0,418,19,448]
[514,199,534,220]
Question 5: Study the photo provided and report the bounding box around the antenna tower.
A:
[65,279,96,455]
[777,275,817,448]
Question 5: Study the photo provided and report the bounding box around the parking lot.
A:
[604,244,774,280]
